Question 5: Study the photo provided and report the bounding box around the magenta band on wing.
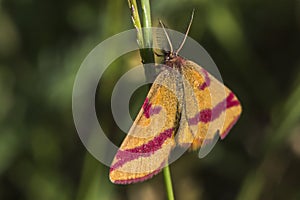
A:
[142,98,162,118]
[110,128,173,172]
[112,160,166,184]
[188,92,240,125]
[198,69,211,90]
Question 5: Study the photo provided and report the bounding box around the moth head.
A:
[159,9,194,58]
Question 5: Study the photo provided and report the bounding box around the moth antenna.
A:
[175,9,195,55]
[159,20,173,53]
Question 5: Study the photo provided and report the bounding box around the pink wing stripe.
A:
[188,92,240,125]
[112,160,166,184]
[110,128,173,172]
[198,69,211,90]
[142,98,162,118]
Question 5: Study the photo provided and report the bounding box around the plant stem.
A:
[163,165,175,200]
[140,0,155,81]
[141,0,153,48]
[127,0,144,47]
[127,0,155,81]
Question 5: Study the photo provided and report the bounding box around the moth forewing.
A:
[109,69,180,184]
[178,60,241,150]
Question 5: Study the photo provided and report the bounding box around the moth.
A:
[109,13,242,184]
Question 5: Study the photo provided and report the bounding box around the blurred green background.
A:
[1,0,300,199]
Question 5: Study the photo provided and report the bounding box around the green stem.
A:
[140,0,155,81]
[127,0,144,47]
[127,0,155,81]
[141,0,153,48]
[163,165,175,200]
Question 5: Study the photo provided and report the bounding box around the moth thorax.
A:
[165,55,185,69]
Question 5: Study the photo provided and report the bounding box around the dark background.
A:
[1,0,300,199]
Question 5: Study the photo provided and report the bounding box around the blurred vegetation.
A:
[1,0,300,199]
